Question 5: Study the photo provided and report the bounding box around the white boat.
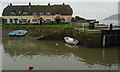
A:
[64,37,79,45]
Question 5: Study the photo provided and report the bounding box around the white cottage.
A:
[2,2,73,24]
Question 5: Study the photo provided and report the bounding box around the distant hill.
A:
[103,14,119,20]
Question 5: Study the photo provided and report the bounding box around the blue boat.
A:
[9,30,28,36]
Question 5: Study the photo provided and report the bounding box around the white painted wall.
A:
[3,15,72,24]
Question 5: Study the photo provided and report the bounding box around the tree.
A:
[75,16,86,21]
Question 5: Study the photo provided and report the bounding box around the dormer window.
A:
[32,12,37,15]
[39,13,44,15]
[22,11,28,15]
[18,11,21,14]
[46,12,51,16]
[10,11,16,15]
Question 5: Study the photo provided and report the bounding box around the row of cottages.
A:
[2,3,73,24]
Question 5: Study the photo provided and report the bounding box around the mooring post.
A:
[103,35,106,47]
[110,23,112,30]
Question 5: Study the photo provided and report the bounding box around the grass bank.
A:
[2,24,89,29]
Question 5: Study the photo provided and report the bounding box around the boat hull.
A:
[9,30,27,36]
[64,37,79,45]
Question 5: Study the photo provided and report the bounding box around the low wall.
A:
[37,28,102,48]
[2,26,102,48]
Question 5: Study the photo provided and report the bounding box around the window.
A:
[39,13,44,15]
[4,19,7,23]
[22,12,28,15]
[10,19,13,23]
[32,12,37,15]
[32,19,37,22]
[18,11,21,15]
[14,19,18,24]
[18,11,21,14]
[10,11,16,15]
[46,12,51,16]
[21,19,27,23]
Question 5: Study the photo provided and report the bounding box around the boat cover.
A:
[9,30,27,35]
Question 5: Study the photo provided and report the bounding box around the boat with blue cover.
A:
[9,30,27,36]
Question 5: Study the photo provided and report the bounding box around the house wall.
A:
[2,15,72,24]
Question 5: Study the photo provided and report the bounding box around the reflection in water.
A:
[3,39,71,57]
[65,43,78,48]
[2,39,119,70]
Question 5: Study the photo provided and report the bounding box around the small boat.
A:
[9,30,27,36]
[64,37,79,45]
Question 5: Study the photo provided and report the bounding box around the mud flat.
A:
[3,26,120,48]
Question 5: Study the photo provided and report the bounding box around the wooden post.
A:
[103,35,106,47]
[110,23,112,30]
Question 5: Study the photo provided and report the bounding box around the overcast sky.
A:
[0,0,119,20]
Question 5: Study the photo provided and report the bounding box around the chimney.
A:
[63,3,65,5]
[29,2,31,6]
[10,3,12,6]
[48,2,50,6]
[29,2,31,8]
